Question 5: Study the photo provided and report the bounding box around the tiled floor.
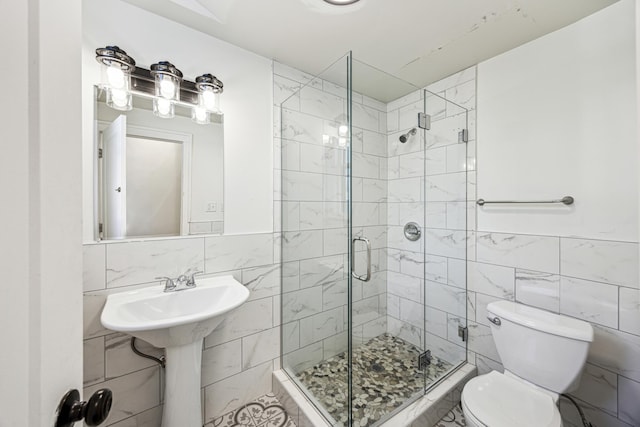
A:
[211,394,465,427]
[434,404,466,427]
[295,333,453,426]
[208,394,297,427]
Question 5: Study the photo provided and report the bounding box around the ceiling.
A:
[121,0,618,101]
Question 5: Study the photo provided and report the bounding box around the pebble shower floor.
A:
[295,333,453,426]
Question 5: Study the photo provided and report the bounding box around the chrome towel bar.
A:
[476,196,574,206]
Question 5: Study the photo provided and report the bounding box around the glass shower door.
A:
[349,59,428,426]
[280,56,470,427]
[279,53,353,425]
[423,90,469,380]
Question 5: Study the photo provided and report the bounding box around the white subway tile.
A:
[106,238,205,288]
[202,340,242,386]
[560,276,618,328]
[205,234,273,273]
[561,238,638,289]
[83,244,106,292]
[515,269,560,313]
[477,232,559,274]
[620,287,640,336]
[242,327,280,370]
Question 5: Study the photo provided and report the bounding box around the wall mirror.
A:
[94,86,224,240]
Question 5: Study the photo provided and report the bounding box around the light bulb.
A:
[202,90,216,111]
[338,125,349,137]
[192,106,209,124]
[157,98,171,116]
[106,67,125,89]
[111,89,128,107]
[160,79,176,99]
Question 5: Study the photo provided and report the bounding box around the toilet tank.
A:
[487,301,594,393]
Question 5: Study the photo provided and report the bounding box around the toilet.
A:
[461,301,594,427]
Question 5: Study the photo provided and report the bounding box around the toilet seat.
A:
[461,371,563,427]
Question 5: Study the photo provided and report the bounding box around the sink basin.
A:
[101,274,249,347]
[100,274,249,427]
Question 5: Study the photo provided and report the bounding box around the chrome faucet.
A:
[155,271,202,292]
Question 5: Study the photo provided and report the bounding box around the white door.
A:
[103,115,127,239]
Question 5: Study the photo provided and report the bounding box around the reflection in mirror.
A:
[94,86,224,240]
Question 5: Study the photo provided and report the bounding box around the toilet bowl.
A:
[461,301,593,427]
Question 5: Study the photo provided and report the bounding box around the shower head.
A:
[399,128,417,143]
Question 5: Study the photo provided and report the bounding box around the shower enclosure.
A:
[279,52,469,426]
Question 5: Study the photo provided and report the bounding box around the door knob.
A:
[55,388,112,427]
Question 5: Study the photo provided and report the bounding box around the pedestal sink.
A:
[100,275,250,427]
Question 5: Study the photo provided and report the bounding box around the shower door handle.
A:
[351,237,371,282]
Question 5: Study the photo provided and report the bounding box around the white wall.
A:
[477,0,638,242]
[0,0,83,425]
[82,0,273,239]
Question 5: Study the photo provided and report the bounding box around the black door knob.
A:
[55,388,112,427]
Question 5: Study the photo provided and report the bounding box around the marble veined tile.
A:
[352,102,380,132]
[425,281,466,317]
[282,287,323,323]
[206,298,273,347]
[425,172,466,202]
[477,232,559,274]
[106,238,204,288]
[618,375,640,425]
[83,244,106,292]
[274,74,301,108]
[281,171,323,202]
[281,109,323,145]
[205,233,273,273]
[282,230,323,262]
[299,86,345,122]
[561,238,638,289]
[242,326,280,370]
[299,307,344,347]
[560,276,618,328]
[202,339,242,386]
[619,287,640,336]
[445,79,475,111]
[398,99,423,131]
[204,361,273,420]
[515,269,560,313]
[467,261,514,299]
[424,229,467,259]
[84,366,160,426]
[589,325,640,382]
[571,363,617,415]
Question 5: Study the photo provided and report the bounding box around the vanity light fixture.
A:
[95,46,136,111]
[95,45,224,122]
[192,73,224,124]
[150,61,183,119]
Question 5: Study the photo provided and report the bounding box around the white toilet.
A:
[461,301,594,427]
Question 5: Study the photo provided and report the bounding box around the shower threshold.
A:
[274,334,477,427]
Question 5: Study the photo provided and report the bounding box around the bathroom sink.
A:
[101,274,249,427]
[101,274,249,348]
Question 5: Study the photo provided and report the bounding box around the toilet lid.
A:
[462,371,562,427]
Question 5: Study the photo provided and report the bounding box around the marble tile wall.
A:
[82,233,280,426]
[274,61,388,375]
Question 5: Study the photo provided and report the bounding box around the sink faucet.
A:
[156,271,202,292]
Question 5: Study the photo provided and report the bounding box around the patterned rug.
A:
[295,333,452,426]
